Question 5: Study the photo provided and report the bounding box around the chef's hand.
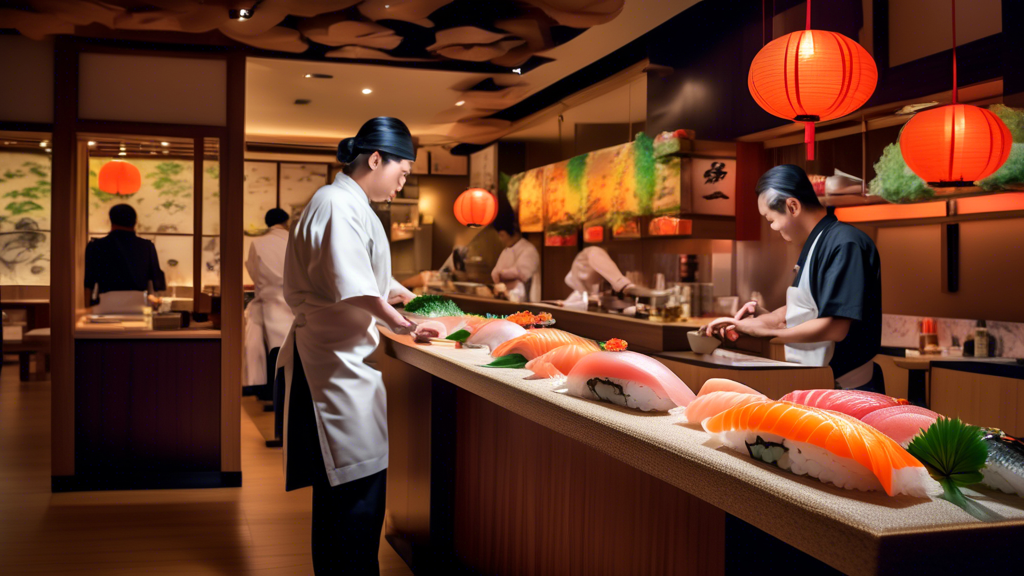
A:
[412,325,440,343]
[388,292,415,306]
[700,317,740,341]
[390,318,417,336]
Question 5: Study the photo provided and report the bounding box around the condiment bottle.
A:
[974,320,990,358]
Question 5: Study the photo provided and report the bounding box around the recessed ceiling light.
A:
[385,4,390,8]
[87,141,96,146]
[120,146,126,151]
[305,73,312,78]
[362,88,373,95]
[455,100,465,106]
[118,151,126,156]
[39,141,48,147]
[160,141,169,146]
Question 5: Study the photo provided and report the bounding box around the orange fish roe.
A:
[506,311,535,327]
[604,338,628,351]
[534,311,553,323]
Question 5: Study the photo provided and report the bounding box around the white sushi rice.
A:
[565,376,676,412]
[715,431,939,497]
[982,468,1024,497]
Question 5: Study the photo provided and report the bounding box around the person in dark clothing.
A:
[84,204,166,306]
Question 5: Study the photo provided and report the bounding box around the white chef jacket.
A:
[244,227,293,386]
[563,247,631,309]
[278,172,409,487]
[490,237,541,302]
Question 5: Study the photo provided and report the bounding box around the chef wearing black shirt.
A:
[702,165,884,393]
[84,204,166,306]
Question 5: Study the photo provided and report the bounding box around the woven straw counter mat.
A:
[383,331,1024,575]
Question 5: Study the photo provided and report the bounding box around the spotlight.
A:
[362,88,373,95]
[118,151,126,156]
[39,141,48,147]
[455,100,465,107]
[87,141,96,146]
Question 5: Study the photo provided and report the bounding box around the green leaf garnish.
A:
[908,418,998,520]
[445,329,471,342]
[483,354,529,369]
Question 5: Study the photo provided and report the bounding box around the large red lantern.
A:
[454,188,497,227]
[748,1,877,160]
[898,0,1011,186]
[98,160,141,195]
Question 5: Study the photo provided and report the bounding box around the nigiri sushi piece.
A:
[980,428,1024,497]
[860,405,940,446]
[492,328,600,360]
[415,319,451,339]
[779,389,905,420]
[703,400,939,497]
[464,320,526,352]
[524,344,597,379]
[697,378,763,398]
[563,351,695,412]
[425,316,469,336]
[679,390,767,424]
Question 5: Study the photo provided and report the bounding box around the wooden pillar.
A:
[734,141,765,241]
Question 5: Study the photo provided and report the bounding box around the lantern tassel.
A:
[805,122,815,161]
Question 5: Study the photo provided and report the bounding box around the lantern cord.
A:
[805,122,815,161]
[806,0,811,30]
[951,0,957,104]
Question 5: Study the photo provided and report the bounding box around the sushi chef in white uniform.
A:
[244,208,293,388]
[558,246,634,310]
[278,117,433,575]
[490,212,541,302]
[700,165,883,393]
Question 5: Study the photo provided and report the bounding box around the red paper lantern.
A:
[899,105,1011,186]
[748,25,877,160]
[897,0,1011,187]
[454,188,497,227]
[98,160,141,195]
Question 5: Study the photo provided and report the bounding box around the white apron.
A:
[784,227,834,367]
[278,173,393,487]
[244,227,294,385]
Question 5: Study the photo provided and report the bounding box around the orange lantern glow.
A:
[748,1,877,161]
[898,0,1011,186]
[98,160,141,195]
[454,188,497,227]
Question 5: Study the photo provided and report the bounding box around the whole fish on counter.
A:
[980,428,1024,497]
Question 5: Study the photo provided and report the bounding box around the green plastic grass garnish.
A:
[445,329,471,342]
[908,418,1000,521]
[483,354,529,369]
[404,295,465,318]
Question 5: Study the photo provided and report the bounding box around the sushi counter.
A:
[440,293,776,357]
[376,330,1024,576]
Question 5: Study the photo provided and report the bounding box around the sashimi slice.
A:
[426,316,469,335]
[565,351,695,411]
[779,389,904,420]
[492,328,599,360]
[415,320,449,339]
[697,378,763,398]
[465,320,526,351]
[703,400,938,497]
[525,344,597,378]
[860,405,940,446]
[680,390,767,423]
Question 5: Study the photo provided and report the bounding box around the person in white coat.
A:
[701,165,883,393]
[244,208,294,389]
[558,246,634,310]
[278,117,432,575]
[490,213,540,302]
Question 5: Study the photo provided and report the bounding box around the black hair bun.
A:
[337,138,359,163]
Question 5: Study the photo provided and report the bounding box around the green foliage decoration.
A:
[868,143,935,203]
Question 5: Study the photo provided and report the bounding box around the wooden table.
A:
[379,332,1024,575]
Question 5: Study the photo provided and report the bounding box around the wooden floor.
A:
[0,359,413,576]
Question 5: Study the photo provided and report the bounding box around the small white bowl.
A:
[687,330,721,354]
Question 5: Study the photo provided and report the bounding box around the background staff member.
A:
[278,117,431,575]
[558,245,634,310]
[703,164,883,393]
[490,212,540,302]
[244,208,294,389]
[84,204,165,306]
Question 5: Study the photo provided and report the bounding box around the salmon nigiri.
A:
[491,328,600,360]
[564,351,695,412]
[524,344,598,378]
[703,400,939,497]
[679,390,767,424]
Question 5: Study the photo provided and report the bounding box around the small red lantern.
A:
[748,1,877,160]
[898,0,1011,186]
[454,188,497,227]
[98,160,142,195]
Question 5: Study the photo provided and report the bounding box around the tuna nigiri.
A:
[524,344,597,379]
[492,328,600,360]
[679,390,767,424]
[860,405,940,446]
[564,351,695,412]
[703,400,939,497]
[697,378,763,398]
[464,320,526,352]
[779,389,905,420]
